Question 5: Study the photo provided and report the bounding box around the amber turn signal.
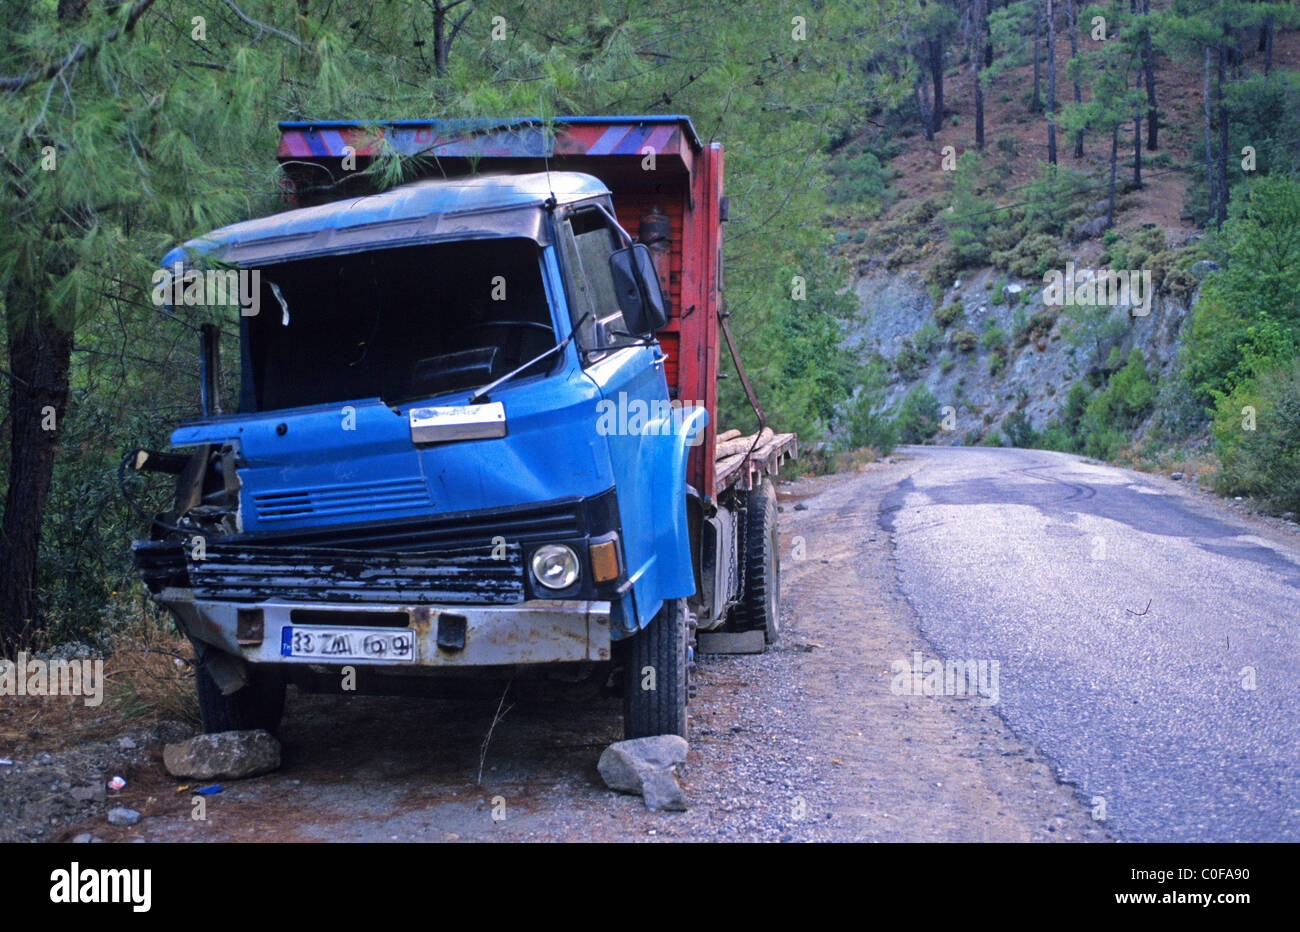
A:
[589,539,620,584]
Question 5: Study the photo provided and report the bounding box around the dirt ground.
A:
[1,457,1108,843]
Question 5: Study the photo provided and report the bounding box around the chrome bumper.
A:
[158,589,612,667]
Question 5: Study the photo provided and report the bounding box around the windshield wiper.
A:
[466,313,592,404]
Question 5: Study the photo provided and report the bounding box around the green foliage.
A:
[1099,225,1167,271]
[895,384,941,444]
[987,351,1006,377]
[1001,409,1038,448]
[941,151,994,269]
[827,150,893,210]
[951,328,979,353]
[1211,359,1300,514]
[840,360,898,456]
[1185,175,1300,405]
[938,350,955,374]
[935,300,965,329]
[991,232,1067,279]
[981,320,1009,350]
[1018,164,1093,239]
[893,337,926,379]
[913,321,942,355]
[1078,349,1157,459]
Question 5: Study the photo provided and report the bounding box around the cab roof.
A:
[161,171,608,268]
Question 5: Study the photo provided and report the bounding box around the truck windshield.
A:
[239,238,555,412]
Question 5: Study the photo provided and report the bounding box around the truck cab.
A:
[132,117,794,740]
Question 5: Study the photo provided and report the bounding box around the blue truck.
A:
[130,116,796,740]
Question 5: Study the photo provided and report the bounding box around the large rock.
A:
[640,769,687,812]
[598,735,689,811]
[163,729,281,780]
[107,808,140,826]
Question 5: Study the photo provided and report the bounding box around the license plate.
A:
[280,626,415,661]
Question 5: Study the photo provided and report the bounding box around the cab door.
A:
[558,205,669,628]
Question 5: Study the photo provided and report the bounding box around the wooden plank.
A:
[714,432,797,495]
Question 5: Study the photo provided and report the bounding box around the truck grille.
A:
[251,477,431,522]
[135,541,524,604]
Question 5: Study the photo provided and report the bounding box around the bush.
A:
[935,300,965,329]
[991,231,1067,279]
[1185,175,1300,405]
[895,384,941,444]
[886,242,923,269]
[914,321,942,355]
[893,337,926,378]
[1099,225,1166,271]
[1002,409,1037,447]
[981,320,1009,350]
[842,393,899,456]
[951,328,978,353]
[1212,359,1300,514]
[987,351,1006,376]
[938,350,955,374]
[827,150,892,207]
[941,152,993,269]
[1077,349,1157,459]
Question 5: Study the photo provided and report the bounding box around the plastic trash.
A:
[196,784,222,796]
[107,775,126,791]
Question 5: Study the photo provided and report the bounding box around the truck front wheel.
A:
[622,597,688,740]
[736,478,780,645]
[193,644,286,736]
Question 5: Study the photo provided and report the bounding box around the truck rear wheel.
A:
[622,597,688,739]
[736,478,780,645]
[193,644,286,736]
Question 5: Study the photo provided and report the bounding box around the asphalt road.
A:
[883,445,1300,842]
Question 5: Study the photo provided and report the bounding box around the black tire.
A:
[622,597,688,739]
[735,478,780,645]
[193,645,286,736]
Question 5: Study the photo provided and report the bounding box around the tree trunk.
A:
[0,292,74,651]
[1141,0,1157,149]
[916,75,935,141]
[1261,15,1273,75]
[1203,45,1215,226]
[1215,41,1229,227]
[433,4,447,77]
[0,0,82,653]
[1032,1,1042,112]
[1105,123,1119,228]
[1069,0,1083,158]
[929,37,945,135]
[1046,0,1057,164]
[973,0,985,151]
[1133,110,1142,187]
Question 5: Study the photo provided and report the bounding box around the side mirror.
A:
[609,243,669,336]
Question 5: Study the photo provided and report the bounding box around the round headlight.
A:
[531,544,580,590]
